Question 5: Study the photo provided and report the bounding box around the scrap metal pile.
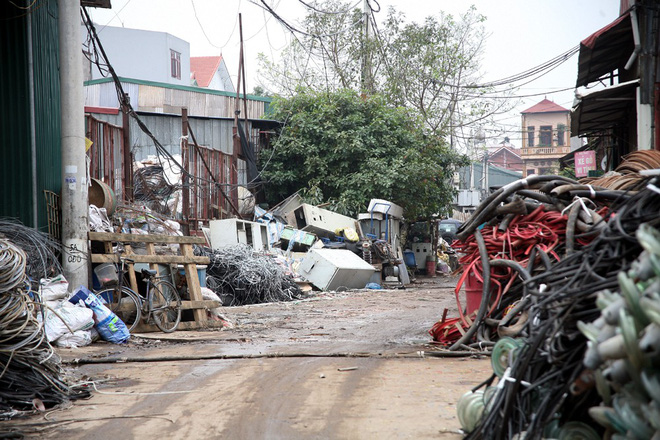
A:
[442,152,660,438]
[0,225,89,418]
[132,163,180,216]
[199,245,303,306]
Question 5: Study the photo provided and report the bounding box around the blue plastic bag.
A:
[70,286,130,343]
[95,314,130,344]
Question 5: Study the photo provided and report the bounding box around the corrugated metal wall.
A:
[31,0,62,228]
[84,80,269,119]
[91,112,237,158]
[0,1,32,224]
[0,0,60,229]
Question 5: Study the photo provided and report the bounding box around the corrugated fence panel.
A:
[0,1,33,224]
[32,0,62,229]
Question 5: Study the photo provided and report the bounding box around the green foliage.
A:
[251,85,271,97]
[261,89,468,218]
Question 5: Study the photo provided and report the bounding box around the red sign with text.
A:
[575,151,596,177]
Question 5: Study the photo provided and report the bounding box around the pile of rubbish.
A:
[132,155,181,216]
[448,164,660,437]
[196,195,408,303]
[0,226,90,418]
[199,245,303,306]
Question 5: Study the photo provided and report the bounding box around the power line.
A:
[191,0,223,49]
[250,0,365,39]
[297,0,361,15]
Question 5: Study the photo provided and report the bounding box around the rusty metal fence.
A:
[86,114,126,202]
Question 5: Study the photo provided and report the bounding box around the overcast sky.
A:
[88,0,621,147]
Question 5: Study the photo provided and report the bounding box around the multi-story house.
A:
[520,99,571,177]
[82,24,191,86]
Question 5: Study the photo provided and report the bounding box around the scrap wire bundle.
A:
[133,165,179,215]
[0,219,62,281]
[460,180,660,439]
[0,240,88,417]
[200,245,303,306]
[431,174,621,349]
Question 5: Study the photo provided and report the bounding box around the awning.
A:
[571,79,638,135]
[576,12,634,87]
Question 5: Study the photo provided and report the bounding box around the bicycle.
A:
[95,256,182,333]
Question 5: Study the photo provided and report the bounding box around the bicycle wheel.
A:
[97,286,141,332]
[148,280,181,333]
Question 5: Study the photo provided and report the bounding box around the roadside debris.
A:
[199,244,303,306]
[449,158,660,438]
[0,236,90,418]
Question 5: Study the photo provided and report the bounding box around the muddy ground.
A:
[5,275,493,439]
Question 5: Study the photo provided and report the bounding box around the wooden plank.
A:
[132,320,226,333]
[180,300,221,310]
[91,254,210,265]
[180,243,206,323]
[144,242,158,271]
[89,231,206,245]
[124,245,139,293]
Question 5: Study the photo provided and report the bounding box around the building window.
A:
[170,50,181,79]
[527,126,534,147]
[539,125,552,146]
[557,124,566,146]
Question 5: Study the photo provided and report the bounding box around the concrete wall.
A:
[83,24,190,86]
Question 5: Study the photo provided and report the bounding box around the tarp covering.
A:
[576,12,634,87]
[571,79,638,135]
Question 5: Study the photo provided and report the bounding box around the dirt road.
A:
[7,276,492,439]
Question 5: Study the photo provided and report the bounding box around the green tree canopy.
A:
[261,89,468,219]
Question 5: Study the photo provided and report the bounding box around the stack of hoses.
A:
[459,177,660,439]
[0,239,89,418]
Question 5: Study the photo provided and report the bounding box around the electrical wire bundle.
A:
[132,165,180,215]
[0,240,89,419]
[200,245,303,306]
[0,219,62,282]
[460,178,660,439]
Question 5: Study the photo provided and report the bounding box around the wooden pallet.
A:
[89,232,222,332]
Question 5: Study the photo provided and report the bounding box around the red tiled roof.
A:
[491,146,522,159]
[190,56,223,87]
[521,98,569,114]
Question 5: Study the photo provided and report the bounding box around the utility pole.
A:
[121,94,132,202]
[181,108,190,235]
[59,0,88,288]
[361,0,372,94]
[483,151,489,200]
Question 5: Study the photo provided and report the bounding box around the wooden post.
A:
[121,95,132,201]
[181,108,190,234]
[180,243,206,323]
